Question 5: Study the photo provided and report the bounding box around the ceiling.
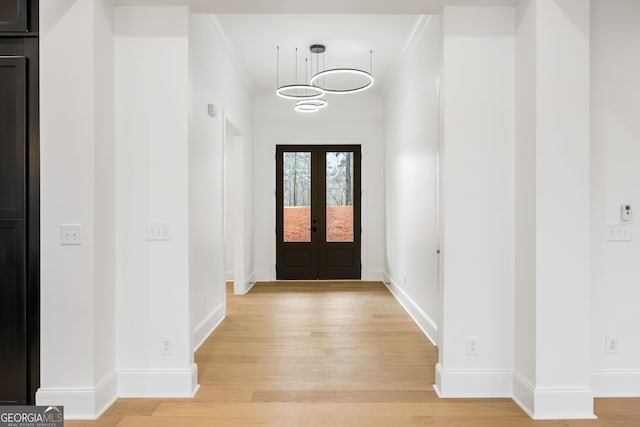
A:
[214,14,421,93]
[112,0,521,94]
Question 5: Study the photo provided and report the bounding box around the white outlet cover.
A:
[160,336,173,355]
[60,224,83,245]
[605,336,617,354]
[466,336,480,356]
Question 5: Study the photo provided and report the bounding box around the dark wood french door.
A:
[276,145,361,280]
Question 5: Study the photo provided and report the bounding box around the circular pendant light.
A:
[294,103,320,113]
[275,45,374,110]
[275,47,325,100]
[294,98,328,113]
[276,84,325,100]
[310,68,374,95]
[296,99,328,109]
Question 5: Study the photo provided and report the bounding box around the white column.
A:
[38,0,117,418]
[514,0,593,419]
[437,6,516,398]
[114,6,196,398]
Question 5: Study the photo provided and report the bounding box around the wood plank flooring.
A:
[68,281,640,426]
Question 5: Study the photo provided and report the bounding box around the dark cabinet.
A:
[0,56,28,405]
[0,57,26,220]
[0,223,27,403]
[0,0,38,406]
[0,0,28,32]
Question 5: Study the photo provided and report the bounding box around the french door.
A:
[276,145,361,280]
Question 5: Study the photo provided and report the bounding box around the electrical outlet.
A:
[160,336,173,355]
[605,336,617,354]
[466,336,480,356]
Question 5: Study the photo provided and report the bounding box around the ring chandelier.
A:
[294,98,328,113]
[276,44,374,113]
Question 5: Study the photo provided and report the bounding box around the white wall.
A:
[224,132,234,281]
[591,0,640,396]
[38,0,117,418]
[93,0,117,410]
[253,93,385,281]
[114,6,196,397]
[188,14,223,350]
[187,13,253,346]
[514,0,537,400]
[227,123,255,295]
[436,6,515,398]
[382,15,442,345]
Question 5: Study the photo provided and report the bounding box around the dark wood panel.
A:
[0,56,26,220]
[325,249,354,266]
[0,221,27,404]
[24,35,40,404]
[0,0,28,32]
[0,2,38,404]
[283,248,313,266]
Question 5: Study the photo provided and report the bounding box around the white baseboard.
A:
[225,271,233,281]
[362,270,384,281]
[513,371,595,419]
[254,271,382,282]
[512,370,535,418]
[434,363,512,398]
[383,273,438,346]
[36,372,117,420]
[117,363,199,398]
[234,278,256,295]
[592,369,640,397]
[531,387,595,420]
[192,302,226,352]
[255,270,274,282]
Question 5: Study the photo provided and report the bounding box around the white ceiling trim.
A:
[114,0,519,14]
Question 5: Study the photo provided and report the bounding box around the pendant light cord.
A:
[322,51,325,87]
[305,58,308,96]
[276,46,280,89]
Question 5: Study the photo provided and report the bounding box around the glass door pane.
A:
[326,151,354,242]
[283,152,311,242]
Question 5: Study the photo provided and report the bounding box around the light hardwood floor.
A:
[68,281,639,426]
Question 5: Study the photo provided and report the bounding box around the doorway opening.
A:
[224,119,252,294]
[276,145,361,280]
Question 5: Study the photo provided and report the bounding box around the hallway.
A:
[68,282,639,426]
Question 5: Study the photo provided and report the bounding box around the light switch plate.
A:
[146,222,172,241]
[60,224,83,245]
[606,223,631,241]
